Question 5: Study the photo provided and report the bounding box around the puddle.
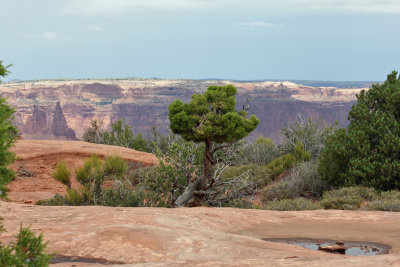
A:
[263,238,391,256]
[50,254,125,265]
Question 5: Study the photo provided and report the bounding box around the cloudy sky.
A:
[1,0,399,81]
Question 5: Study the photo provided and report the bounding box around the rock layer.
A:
[0,79,369,142]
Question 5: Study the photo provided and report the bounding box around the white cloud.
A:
[63,0,216,15]
[302,0,400,14]
[63,0,400,15]
[41,31,58,40]
[86,24,105,32]
[235,21,277,29]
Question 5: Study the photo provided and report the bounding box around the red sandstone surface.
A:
[7,140,158,203]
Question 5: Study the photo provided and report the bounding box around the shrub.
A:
[100,181,145,207]
[0,224,52,266]
[364,199,400,212]
[104,155,128,177]
[52,161,71,188]
[220,164,271,188]
[235,136,280,165]
[266,154,296,179]
[262,182,292,202]
[320,186,377,210]
[263,198,321,211]
[281,116,338,158]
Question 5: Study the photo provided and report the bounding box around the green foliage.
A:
[221,164,271,187]
[99,181,145,207]
[266,154,296,178]
[319,71,400,190]
[0,61,12,82]
[320,186,377,210]
[364,199,400,211]
[104,155,128,177]
[52,162,71,188]
[281,117,338,158]
[363,190,400,211]
[265,142,310,179]
[263,198,321,211]
[0,62,18,197]
[82,119,151,152]
[262,181,292,202]
[169,84,259,143]
[235,136,280,165]
[44,154,130,206]
[262,160,324,203]
[0,224,52,266]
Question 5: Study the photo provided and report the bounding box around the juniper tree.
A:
[0,62,17,196]
[168,84,259,205]
[319,71,400,190]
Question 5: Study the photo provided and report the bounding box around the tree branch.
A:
[212,143,231,155]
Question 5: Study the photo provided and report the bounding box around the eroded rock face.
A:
[0,79,369,142]
[22,101,77,140]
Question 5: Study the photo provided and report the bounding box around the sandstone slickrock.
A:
[0,79,369,142]
[1,203,400,266]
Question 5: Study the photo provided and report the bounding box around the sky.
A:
[1,0,399,81]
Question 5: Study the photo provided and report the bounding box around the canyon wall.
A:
[0,79,367,143]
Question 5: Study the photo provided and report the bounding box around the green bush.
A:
[320,186,377,210]
[52,161,70,188]
[266,154,296,178]
[0,224,52,266]
[262,182,292,202]
[221,164,271,187]
[236,136,280,165]
[104,155,128,177]
[281,117,338,158]
[263,198,321,211]
[99,180,145,207]
[364,199,400,212]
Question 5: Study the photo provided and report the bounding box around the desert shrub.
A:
[262,182,292,202]
[99,180,145,207]
[281,116,338,158]
[364,199,400,212]
[263,198,321,211]
[220,164,271,188]
[235,136,280,165]
[320,186,377,210]
[0,224,52,266]
[35,194,67,206]
[52,161,71,188]
[82,119,152,152]
[266,154,296,178]
[104,155,128,177]
[284,160,325,199]
[380,190,400,200]
[266,142,310,179]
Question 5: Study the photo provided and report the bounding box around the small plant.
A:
[263,198,321,211]
[52,161,70,188]
[363,190,400,211]
[0,224,53,266]
[320,186,377,210]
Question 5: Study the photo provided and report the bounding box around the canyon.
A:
[0,79,371,143]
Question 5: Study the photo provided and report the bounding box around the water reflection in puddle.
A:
[263,238,391,256]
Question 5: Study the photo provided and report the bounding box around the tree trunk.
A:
[193,137,213,205]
